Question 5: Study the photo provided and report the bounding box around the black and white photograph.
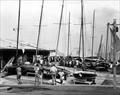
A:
[0,0,120,95]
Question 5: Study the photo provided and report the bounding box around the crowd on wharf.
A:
[1,54,120,86]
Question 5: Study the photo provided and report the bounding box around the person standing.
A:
[40,58,43,65]
[50,64,57,85]
[39,64,44,85]
[16,65,22,84]
[34,62,40,86]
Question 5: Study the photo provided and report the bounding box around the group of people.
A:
[16,56,66,86]
[48,56,83,69]
[50,64,67,85]
[16,58,44,85]
[59,59,82,68]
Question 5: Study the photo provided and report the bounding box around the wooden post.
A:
[112,19,117,89]
[110,28,113,61]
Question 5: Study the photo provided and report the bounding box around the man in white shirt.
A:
[50,64,57,85]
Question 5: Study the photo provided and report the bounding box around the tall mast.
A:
[56,0,64,55]
[105,23,110,61]
[16,0,21,58]
[36,0,44,59]
[67,12,70,56]
[91,10,95,58]
[81,0,84,61]
[78,25,82,56]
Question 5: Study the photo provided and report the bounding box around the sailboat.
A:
[0,0,22,75]
[1,0,46,75]
[72,0,97,84]
[1,0,97,85]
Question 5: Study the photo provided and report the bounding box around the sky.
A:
[0,0,120,56]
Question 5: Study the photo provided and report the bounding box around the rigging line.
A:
[97,35,103,58]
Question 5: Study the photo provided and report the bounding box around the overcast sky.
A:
[0,0,120,56]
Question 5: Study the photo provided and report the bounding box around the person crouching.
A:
[58,69,64,85]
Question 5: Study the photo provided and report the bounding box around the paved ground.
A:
[0,73,120,95]
[0,85,120,95]
[0,66,120,95]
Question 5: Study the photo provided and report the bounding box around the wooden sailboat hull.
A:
[73,71,97,84]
